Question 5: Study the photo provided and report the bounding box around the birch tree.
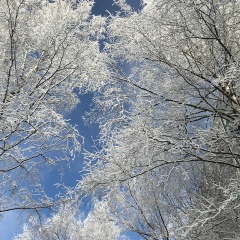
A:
[80,0,240,239]
[0,0,107,216]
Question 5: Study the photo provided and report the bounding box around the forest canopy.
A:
[1,0,240,239]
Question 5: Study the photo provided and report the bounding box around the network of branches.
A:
[1,0,240,239]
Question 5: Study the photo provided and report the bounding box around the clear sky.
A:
[0,1,142,239]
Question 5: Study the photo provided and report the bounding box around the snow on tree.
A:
[2,0,240,238]
[0,0,108,216]
[80,0,240,239]
[13,200,123,240]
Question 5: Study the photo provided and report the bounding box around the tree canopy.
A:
[0,0,107,216]
[81,0,240,239]
[0,0,240,239]
[14,201,123,240]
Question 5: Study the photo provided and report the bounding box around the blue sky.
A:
[0,1,142,239]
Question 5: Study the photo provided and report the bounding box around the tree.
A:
[13,200,123,240]
[0,0,107,216]
[80,0,240,239]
